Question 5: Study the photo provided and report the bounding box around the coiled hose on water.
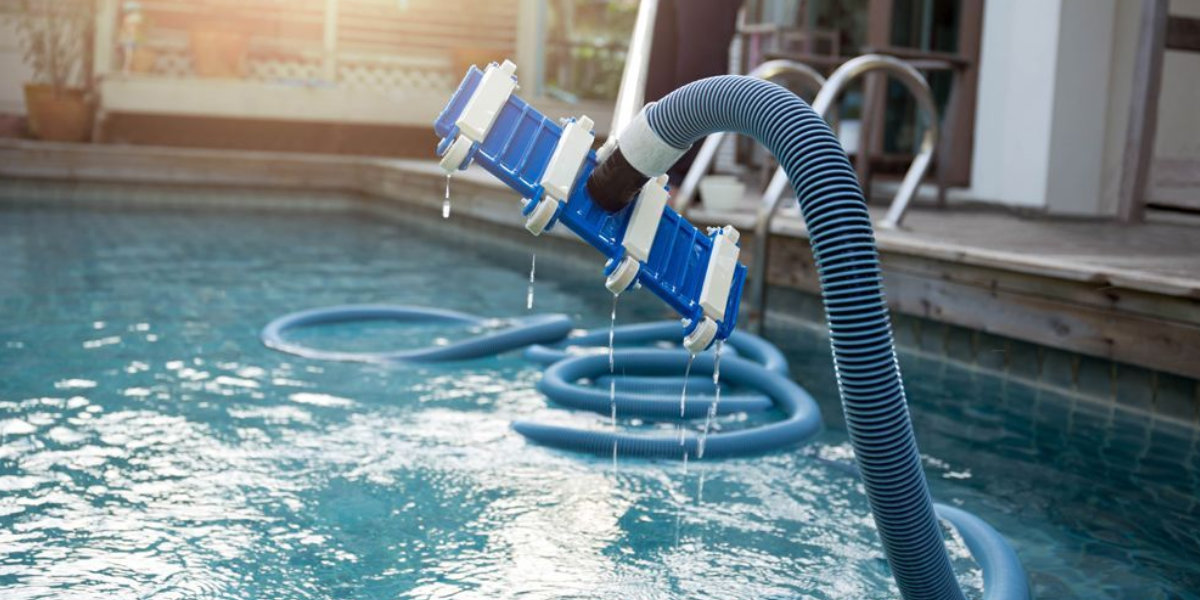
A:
[513,349,822,458]
[525,321,786,417]
[586,74,984,600]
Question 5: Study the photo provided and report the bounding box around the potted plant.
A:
[16,0,95,142]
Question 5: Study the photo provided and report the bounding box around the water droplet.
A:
[678,353,694,447]
[675,451,689,546]
[610,380,617,427]
[697,340,724,460]
[526,253,536,310]
[680,353,695,418]
[608,294,619,372]
[442,175,451,219]
[609,296,619,471]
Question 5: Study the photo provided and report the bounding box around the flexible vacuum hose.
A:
[513,349,822,459]
[590,75,965,600]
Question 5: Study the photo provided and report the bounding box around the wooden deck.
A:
[688,202,1200,382]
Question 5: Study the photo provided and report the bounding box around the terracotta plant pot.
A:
[190,28,248,78]
[23,84,92,143]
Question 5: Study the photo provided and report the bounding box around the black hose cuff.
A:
[586,146,649,213]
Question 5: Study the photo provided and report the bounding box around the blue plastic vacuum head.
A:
[433,61,747,353]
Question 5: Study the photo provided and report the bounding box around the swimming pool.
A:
[1,202,1196,598]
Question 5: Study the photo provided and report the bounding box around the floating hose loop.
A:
[261,305,573,363]
[512,350,822,459]
[643,75,965,600]
[537,348,772,419]
[934,505,1032,600]
[524,321,787,418]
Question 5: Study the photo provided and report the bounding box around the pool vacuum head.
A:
[432,60,747,354]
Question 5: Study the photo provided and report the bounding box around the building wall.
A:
[968,0,1064,209]
[1044,0,1117,216]
[1099,0,1200,215]
[0,13,33,115]
[1097,0,1141,217]
[966,0,1200,216]
[1157,0,1200,160]
[968,0,1118,215]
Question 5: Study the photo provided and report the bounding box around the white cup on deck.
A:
[698,175,746,213]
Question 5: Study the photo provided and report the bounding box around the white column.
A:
[1044,0,1118,216]
[515,0,543,96]
[93,0,119,80]
[967,0,1063,210]
[967,0,1119,216]
[610,0,659,134]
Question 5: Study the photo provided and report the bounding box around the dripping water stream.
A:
[678,354,695,445]
[609,294,619,471]
[675,451,689,546]
[526,253,536,310]
[697,340,724,460]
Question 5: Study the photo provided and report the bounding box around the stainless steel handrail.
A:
[748,54,939,333]
[610,0,660,135]
[672,59,827,214]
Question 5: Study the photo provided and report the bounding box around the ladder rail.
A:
[610,0,660,135]
[673,59,828,214]
[749,54,940,334]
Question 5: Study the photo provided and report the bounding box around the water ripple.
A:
[0,207,1192,598]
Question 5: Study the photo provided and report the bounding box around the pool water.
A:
[1,204,1197,599]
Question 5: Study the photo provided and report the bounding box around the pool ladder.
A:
[670,54,941,335]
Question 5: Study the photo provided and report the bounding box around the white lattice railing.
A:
[97,0,513,94]
[336,55,456,92]
[89,0,614,130]
[124,35,454,94]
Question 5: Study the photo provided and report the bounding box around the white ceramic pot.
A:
[699,175,746,212]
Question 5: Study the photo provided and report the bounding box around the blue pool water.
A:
[1,203,1197,599]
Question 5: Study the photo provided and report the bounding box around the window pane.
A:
[885,0,961,154]
[543,0,637,102]
[890,0,960,53]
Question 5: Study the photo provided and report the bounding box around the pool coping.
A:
[2,139,1197,426]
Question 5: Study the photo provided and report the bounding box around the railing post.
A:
[1118,0,1168,223]
[673,60,826,214]
[611,0,659,135]
[323,0,339,82]
[516,0,545,98]
[749,55,940,329]
[93,0,119,81]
